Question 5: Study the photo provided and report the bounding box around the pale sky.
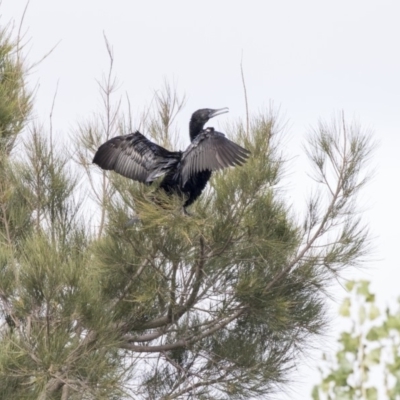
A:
[2,0,400,398]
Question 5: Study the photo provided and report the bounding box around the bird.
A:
[92,108,250,210]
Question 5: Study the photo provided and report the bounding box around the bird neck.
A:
[189,118,206,141]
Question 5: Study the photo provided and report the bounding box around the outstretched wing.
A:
[180,128,250,185]
[93,131,180,183]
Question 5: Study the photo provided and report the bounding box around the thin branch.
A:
[166,375,232,400]
[264,148,346,292]
[16,0,30,60]
[134,237,206,331]
[120,308,246,352]
[49,79,59,164]
[111,259,149,309]
[240,51,249,136]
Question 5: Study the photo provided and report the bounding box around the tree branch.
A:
[120,308,246,352]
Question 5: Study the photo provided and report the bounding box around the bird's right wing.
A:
[93,131,178,183]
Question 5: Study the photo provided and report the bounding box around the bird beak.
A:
[209,107,229,119]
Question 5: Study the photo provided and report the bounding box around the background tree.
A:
[312,280,400,400]
[0,23,32,154]
[0,19,374,400]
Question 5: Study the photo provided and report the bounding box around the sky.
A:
[2,0,400,398]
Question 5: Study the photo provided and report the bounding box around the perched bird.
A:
[93,108,250,209]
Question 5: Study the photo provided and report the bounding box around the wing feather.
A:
[181,128,250,185]
[93,131,180,183]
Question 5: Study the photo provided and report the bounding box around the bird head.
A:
[189,108,229,141]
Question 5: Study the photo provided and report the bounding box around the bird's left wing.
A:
[180,128,250,185]
[93,131,179,183]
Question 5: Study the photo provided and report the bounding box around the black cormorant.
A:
[92,108,250,209]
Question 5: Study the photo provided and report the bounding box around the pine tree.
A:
[0,23,374,400]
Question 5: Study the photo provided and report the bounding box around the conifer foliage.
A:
[0,24,373,400]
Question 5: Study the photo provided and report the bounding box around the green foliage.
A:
[0,18,374,400]
[313,280,400,400]
[0,25,32,154]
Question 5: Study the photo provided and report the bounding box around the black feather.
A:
[93,108,250,208]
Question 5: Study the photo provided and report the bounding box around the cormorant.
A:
[92,108,250,209]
